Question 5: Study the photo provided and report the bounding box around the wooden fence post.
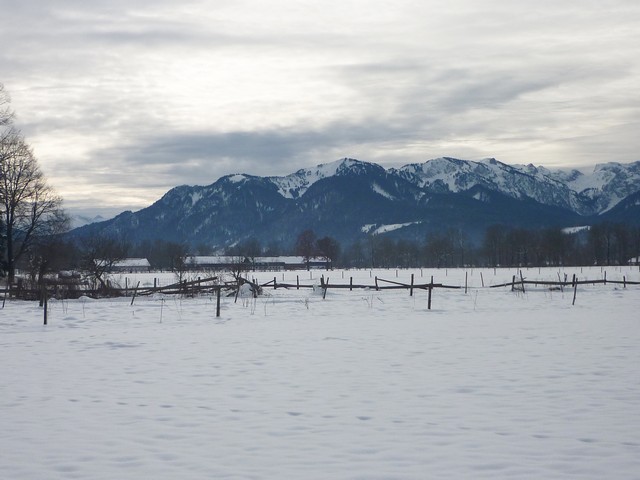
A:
[43,287,48,325]
[572,282,578,306]
[130,281,141,306]
[410,274,414,297]
[216,287,221,317]
[296,275,299,290]
[323,278,329,300]
[428,276,433,310]
[375,276,379,291]
[349,277,353,291]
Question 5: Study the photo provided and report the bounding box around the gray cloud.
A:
[2,0,639,216]
[81,120,411,182]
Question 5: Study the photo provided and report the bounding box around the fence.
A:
[2,269,639,323]
[257,273,461,309]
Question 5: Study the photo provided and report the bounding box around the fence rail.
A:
[490,277,640,289]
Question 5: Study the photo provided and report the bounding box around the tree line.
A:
[343,224,640,268]
[206,224,640,269]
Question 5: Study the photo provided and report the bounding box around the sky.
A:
[1,0,639,218]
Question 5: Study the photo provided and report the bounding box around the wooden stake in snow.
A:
[410,274,414,297]
[428,276,433,310]
[216,287,221,317]
[130,281,141,306]
[572,282,578,306]
[43,288,48,326]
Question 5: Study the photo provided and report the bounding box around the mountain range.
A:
[71,157,640,249]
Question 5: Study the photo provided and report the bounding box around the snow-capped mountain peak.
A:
[267,158,383,199]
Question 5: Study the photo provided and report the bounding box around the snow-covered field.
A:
[1,267,639,479]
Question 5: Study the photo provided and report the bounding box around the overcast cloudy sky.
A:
[2,0,639,217]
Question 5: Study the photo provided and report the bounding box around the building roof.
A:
[187,255,327,265]
[112,258,151,268]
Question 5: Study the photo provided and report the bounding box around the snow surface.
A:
[361,222,420,235]
[371,183,395,200]
[2,266,640,479]
[189,192,202,206]
[562,226,591,235]
[227,174,248,183]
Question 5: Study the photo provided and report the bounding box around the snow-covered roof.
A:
[113,258,151,268]
[187,256,244,265]
[187,256,326,265]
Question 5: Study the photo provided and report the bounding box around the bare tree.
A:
[1,128,67,284]
[25,210,72,287]
[81,235,129,291]
[0,82,13,127]
[165,241,189,284]
[316,236,340,270]
[295,229,316,270]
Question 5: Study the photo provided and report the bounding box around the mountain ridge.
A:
[71,157,640,249]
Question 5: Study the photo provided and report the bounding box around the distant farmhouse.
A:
[186,256,330,271]
[110,258,151,273]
